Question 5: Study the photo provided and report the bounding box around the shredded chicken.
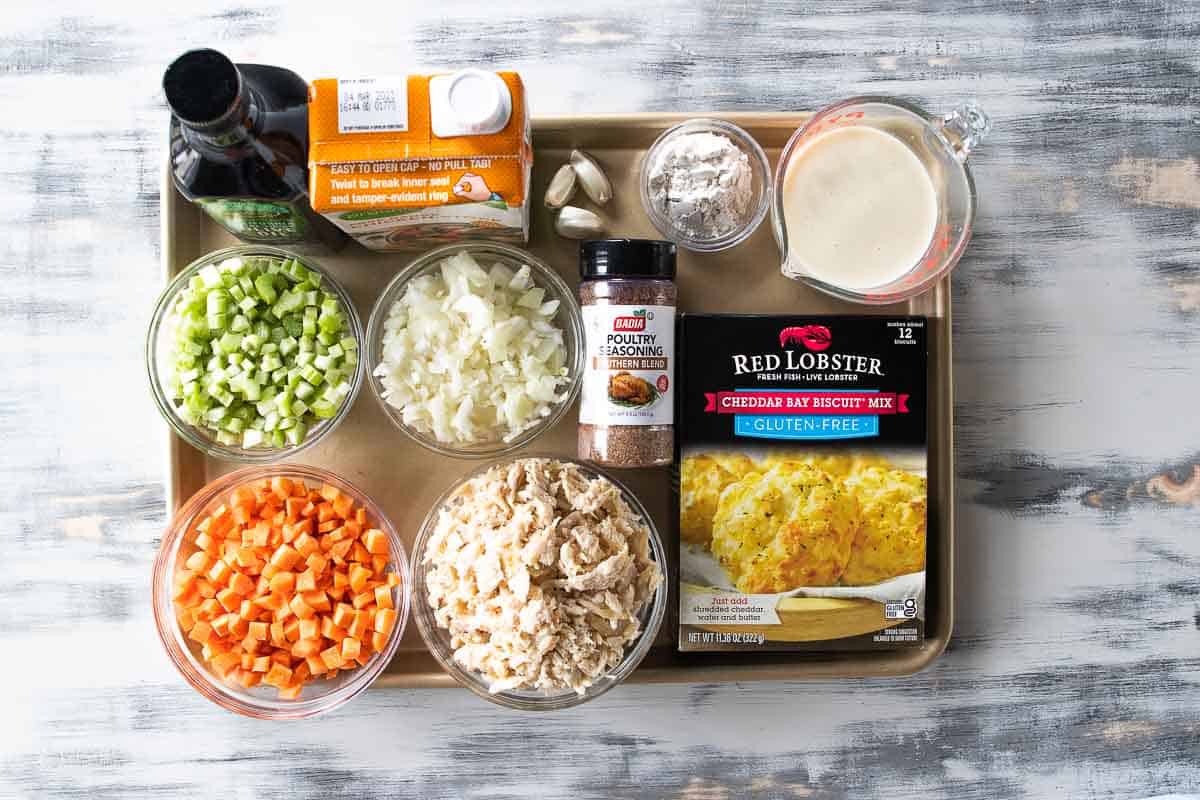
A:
[423,458,662,694]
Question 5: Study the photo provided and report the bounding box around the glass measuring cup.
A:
[772,97,991,305]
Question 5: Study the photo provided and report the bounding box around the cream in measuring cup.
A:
[773,98,990,304]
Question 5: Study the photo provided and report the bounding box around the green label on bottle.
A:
[196,198,309,243]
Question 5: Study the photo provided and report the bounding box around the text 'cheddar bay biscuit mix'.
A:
[308,70,531,250]
[676,315,929,652]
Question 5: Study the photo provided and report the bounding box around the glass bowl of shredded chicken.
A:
[412,457,667,710]
[366,244,584,458]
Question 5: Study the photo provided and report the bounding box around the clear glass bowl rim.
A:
[151,463,412,719]
[364,242,585,459]
[145,244,366,462]
[409,455,668,710]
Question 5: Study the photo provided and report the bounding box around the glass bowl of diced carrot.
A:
[152,464,410,718]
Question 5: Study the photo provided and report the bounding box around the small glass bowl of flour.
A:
[640,118,771,252]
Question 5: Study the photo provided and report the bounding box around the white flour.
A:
[647,131,753,240]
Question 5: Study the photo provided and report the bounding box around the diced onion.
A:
[373,252,570,445]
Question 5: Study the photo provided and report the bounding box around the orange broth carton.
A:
[308,70,531,250]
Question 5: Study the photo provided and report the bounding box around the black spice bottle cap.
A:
[580,239,676,281]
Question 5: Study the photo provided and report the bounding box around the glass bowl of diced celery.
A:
[147,246,364,462]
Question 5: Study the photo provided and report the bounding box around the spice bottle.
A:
[578,239,677,468]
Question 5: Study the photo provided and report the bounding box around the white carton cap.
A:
[430,69,512,137]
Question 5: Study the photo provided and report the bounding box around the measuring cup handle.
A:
[940,102,991,161]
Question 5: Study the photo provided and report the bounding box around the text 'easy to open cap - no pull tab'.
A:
[430,69,513,137]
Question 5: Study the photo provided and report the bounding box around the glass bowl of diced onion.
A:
[151,464,410,719]
[365,243,584,458]
[146,245,365,463]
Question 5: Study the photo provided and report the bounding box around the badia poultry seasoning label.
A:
[675,314,929,652]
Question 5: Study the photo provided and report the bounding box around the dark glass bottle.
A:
[163,49,345,253]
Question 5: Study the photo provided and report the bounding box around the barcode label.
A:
[337,77,408,133]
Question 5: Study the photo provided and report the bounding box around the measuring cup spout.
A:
[940,102,991,161]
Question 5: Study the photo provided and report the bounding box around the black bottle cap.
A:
[580,239,677,281]
[164,49,242,125]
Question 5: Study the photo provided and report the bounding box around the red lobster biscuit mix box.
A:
[308,71,531,250]
[676,314,929,652]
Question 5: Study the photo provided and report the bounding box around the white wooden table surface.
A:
[3,2,1199,798]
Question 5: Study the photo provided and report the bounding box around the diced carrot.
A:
[211,614,233,637]
[295,569,317,593]
[291,638,323,658]
[270,476,293,500]
[348,564,372,594]
[263,663,293,689]
[321,617,348,642]
[228,616,249,639]
[228,572,255,597]
[349,543,371,564]
[207,560,232,585]
[277,682,303,700]
[363,529,389,556]
[301,590,331,614]
[270,544,303,571]
[269,571,296,594]
[184,551,211,572]
[289,594,316,620]
[347,612,370,640]
[216,588,241,613]
[230,486,257,509]
[239,599,258,620]
[341,637,361,661]
[197,598,222,620]
[375,608,398,637]
[330,539,353,563]
[211,651,241,677]
[306,553,328,576]
[294,532,319,558]
[176,606,196,631]
[332,603,356,629]
[176,477,400,701]
[298,618,319,641]
[250,523,270,548]
[331,493,354,520]
[320,646,343,671]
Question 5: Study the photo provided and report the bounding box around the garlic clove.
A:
[555,206,606,239]
[543,163,578,210]
[569,149,613,206]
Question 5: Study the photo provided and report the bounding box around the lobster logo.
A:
[779,325,832,352]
